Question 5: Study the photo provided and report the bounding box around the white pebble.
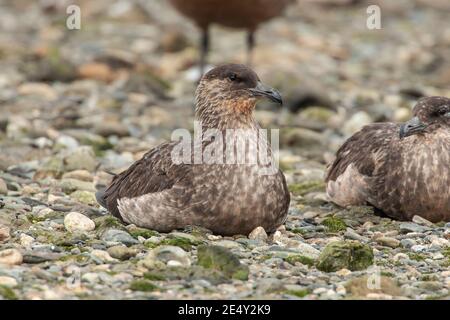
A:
[64,212,95,233]
[248,226,268,242]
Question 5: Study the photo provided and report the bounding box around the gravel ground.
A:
[0,0,449,300]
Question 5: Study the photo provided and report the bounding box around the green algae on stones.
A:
[322,216,347,233]
[284,255,315,266]
[129,280,158,292]
[197,245,249,281]
[0,285,17,300]
[94,215,126,232]
[317,240,374,272]
[284,289,310,298]
[128,226,159,239]
[288,181,325,196]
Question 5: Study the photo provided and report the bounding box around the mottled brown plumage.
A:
[326,96,450,223]
[168,0,293,73]
[97,64,290,235]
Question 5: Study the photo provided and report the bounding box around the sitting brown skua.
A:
[326,96,450,222]
[96,64,290,235]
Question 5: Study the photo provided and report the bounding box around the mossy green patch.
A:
[288,181,325,196]
[284,289,310,298]
[26,214,47,224]
[290,228,307,235]
[159,237,201,251]
[0,286,17,300]
[420,274,438,282]
[408,252,426,261]
[317,240,373,272]
[94,215,125,231]
[129,228,159,239]
[442,247,450,258]
[58,254,90,264]
[143,272,166,281]
[79,136,114,157]
[284,255,315,266]
[322,216,347,233]
[129,280,158,292]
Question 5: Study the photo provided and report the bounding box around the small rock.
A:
[60,178,96,193]
[213,240,242,249]
[342,111,373,136]
[144,245,191,267]
[0,225,10,242]
[411,244,427,253]
[317,241,373,272]
[412,215,434,227]
[0,249,23,265]
[376,237,400,248]
[101,229,139,246]
[70,190,97,205]
[0,178,7,194]
[248,226,268,242]
[393,253,409,262]
[32,137,53,149]
[167,260,184,267]
[63,146,98,172]
[56,135,79,150]
[197,245,249,280]
[336,268,352,276]
[64,212,95,233]
[303,211,320,219]
[82,272,100,284]
[272,230,283,243]
[400,239,416,249]
[292,242,321,259]
[91,249,118,263]
[17,82,57,100]
[22,250,61,263]
[107,246,138,260]
[399,222,430,233]
[0,276,18,287]
[19,234,34,248]
[344,228,368,242]
[32,207,55,219]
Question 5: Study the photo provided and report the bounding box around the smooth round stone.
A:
[248,226,268,242]
[213,240,242,249]
[90,249,118,263]
[0,276,18,287]
[101,229,139,246]
[64,212,95,233]
[107,246,138,260]
[144,245,191,267]
[0,249,23,265]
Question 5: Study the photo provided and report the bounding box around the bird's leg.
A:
[246,30,255,66]
[199,26,210,76]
